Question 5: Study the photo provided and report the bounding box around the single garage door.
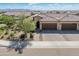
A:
[42,23,57,30]
[62,23,77,30]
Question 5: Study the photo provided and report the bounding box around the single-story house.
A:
[31,13,79,31]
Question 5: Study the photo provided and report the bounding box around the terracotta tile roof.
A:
[31,13,79,22]
[31,14,48,18]
[40,17,57,22]
[61,15,79,21]
[45,13,67,20]
[31,14,39,17]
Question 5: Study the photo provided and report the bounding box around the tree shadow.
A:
[6,39,32,54]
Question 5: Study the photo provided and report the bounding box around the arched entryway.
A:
[36,21,40,29]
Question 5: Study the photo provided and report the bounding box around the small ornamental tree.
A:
[19,17,36,39]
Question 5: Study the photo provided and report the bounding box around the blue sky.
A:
[0,3,79,10]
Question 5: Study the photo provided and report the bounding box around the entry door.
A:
[36,21,40,29]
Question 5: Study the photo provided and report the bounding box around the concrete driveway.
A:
[34,31,79,41]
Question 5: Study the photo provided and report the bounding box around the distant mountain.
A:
[0,9,79,16]
[0,9,31,12]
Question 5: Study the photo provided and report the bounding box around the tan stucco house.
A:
[32,12,79,31]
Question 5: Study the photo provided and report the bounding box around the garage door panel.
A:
[62,23,77,30]
[42,23,57,30]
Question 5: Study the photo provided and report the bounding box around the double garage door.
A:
[62,23,77,30]
[42,23,77,30]
[42,23,57,30]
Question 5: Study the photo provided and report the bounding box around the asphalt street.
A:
[0,47,79,56]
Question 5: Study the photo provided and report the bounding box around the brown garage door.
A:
[62,23,77,30]
[42,23,57,30]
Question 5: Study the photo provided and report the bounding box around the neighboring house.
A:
[32,12,79,31]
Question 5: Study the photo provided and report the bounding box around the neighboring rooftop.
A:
[1,9,32,16]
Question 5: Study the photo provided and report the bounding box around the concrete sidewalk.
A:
[0,40,79,48]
